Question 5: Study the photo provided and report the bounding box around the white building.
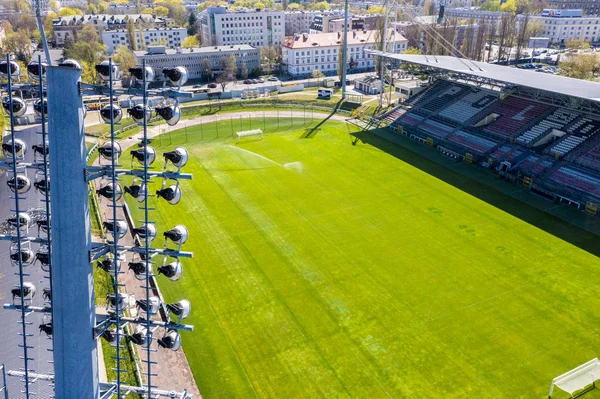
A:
[284,10,345,35]
[200,6,285,47]
[282,30,408,77]
[133,45,260,80]
[525,9,600,44]
[102,27,188,53]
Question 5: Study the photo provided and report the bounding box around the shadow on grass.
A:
[301,99,345,139]
[352,128,600,258]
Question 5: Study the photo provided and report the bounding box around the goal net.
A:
[236,129,263,142]
[549,358,600,398]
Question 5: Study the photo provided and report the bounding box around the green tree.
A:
[559,53,599,80]
[312,69,324,79]
[126,18,137,51]
[309,1,329,11]
[403,46,421,55]
[58,7,83,16]
[217,54,237,90]
[154,6,170,16]
[287,2,300,10]
[63,25,107,83]
[187,12,198,36]
[200,58,213,81]
[240,61,248,79]
[112,45,136,76]
[254,1,265,8]
[182,35,199,48]
[4,29,32,63]
[260,46,277,73]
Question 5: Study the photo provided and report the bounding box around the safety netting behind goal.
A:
[549,358,600,398]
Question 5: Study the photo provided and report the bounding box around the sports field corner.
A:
[124,116,600,398]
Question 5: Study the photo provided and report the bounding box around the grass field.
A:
[125,118,600,398]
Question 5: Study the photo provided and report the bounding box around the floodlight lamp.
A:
[0,60,21,77]
[163,66,188,86]
[127,104,153,125]
[95,60,120,81]
[155,104,181,126]
[163,147,188,168]
[156,184,182,205]
[100,104,123,124]
[2,97,26,117]
[2,138,27,158]
[158,260,182,281]
[166,299,191,319]
[7,174,31,194]
[163,225,188,245]
[97,182,123,201]
[27,60,47,80]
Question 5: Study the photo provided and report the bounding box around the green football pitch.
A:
[126,118,600,398]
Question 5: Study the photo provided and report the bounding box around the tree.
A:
[141,7,154,14]
[58,7,83,16]
[423,0,435,16]
[254,1,265,8]
[404,46,421,55]
[48,0,58,11]
[216,54,237,91]
[559,53,599,80]
[366,5,385,14]
[312,69,324,79]
[200,58,213,81]
[154,6,170,16]
[182,35,199,48]
[199,1,216,11]
[112,45,135,76]
[500,0,517,14]
[480,0,501,11]
[187,12,198,36]
[240,62,248,79]
[63,25,107,83]
[4,29,32,63]
[566,38,591,50]
[126,18,137,51]
[337,41,344,83]
[260,46,277,73]
[287,2,300,10]
[309,1,329,11]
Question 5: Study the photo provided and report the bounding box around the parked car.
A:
[244,79,252,84]
[267,77,278,81]
[208,83,217,88]
[256,78,265,83]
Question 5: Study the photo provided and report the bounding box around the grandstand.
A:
[372,53,600,208]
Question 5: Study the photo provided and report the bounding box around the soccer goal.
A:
[549,358,600,398]
[236,129,263,142]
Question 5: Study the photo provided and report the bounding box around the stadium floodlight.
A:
[33,175,50,194]
[129,324,149,347]
[136,296,161,315]
[11,282,36,303]
[156,184,182,205]
[130,145,156,166]
[7,212,31,231]
[97,256,121,274]
[36,218,49,236]
[39,322,52,337]
[33,98,48,118]
[0,59,21,77]
[7,174,32,194]
[2,97,27,117]
[100,104,123,124]
[34,247,51,272]
[128,261,152,281]
[103,220,128,240]
[129,66,155,83]
[10,247,34,266]
[124,182,147,202]
[96,182,123,201]
[163,225,188,246]
[58,59,82,70]
[127,104,153,125]
[95,60,120,81]
[132,223,157,242]
[42,287,51,302]
[98,141,121,161]
[106,292,130,314]
[163,66,188,87]
[155,104,181,126]
[27,60,47,80]
[166,299,191,320]
[158,260,182,281]
[163,147,188,169]
[32,141,49,158]
[157,329,181,351]
[101,328,125,347]
[2,138,27,158]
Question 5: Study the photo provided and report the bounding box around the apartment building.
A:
[102,27,188,54]
[200,6,285,47]
[526,9,600,44]
[282,30,407,77]
[284,10,345,35]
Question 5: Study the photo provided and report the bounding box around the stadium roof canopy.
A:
[372,53,600,104]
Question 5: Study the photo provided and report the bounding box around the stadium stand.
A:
[419,118,455,138]
[419,84,470,113]
[438,89,498,124]
[448,130,498,154]
[382,108,406,126]
[516,108,580,146]
[516,155,555,176]
[398,111,426,127]
[548,117,600,157]
[490,144,522,163]
[575,145,600,171]
[549,166,600,198]
[407,80,453,108]
[480,96,550,138]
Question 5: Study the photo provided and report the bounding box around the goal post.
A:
[236,129,263,142]
[549,358,600,398]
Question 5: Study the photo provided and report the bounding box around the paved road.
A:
[0,124,54,398]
